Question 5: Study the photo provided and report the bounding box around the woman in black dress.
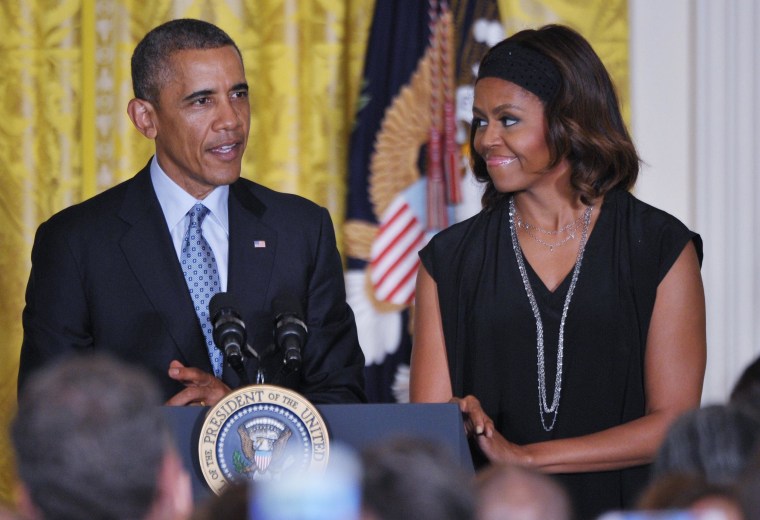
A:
[409,24,706,519]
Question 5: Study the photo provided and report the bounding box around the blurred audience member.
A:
[690,494,744,520]
[360,437,475,520]
[191,483,248,520]
[737,441,760,520]
[11,354,192,520]
[192,444,361,520]
[475,463,573,520]
[730,355,760,414]
[0,505,21,520]
[253,444,362,520]
[651,403,760,486]
[637,473,743,519]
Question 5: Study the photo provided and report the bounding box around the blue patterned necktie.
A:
[181,203,223,377]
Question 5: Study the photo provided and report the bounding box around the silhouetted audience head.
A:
[360,437,475,520]
[651,403,760,486]
[251,444,362,520]
[730,355,760,414]
[637,472,743,519]
[736,440,760,519]
[11,354,191,520]
[191,482,248,520]
[475,463,573,520]
[0,504,21,520]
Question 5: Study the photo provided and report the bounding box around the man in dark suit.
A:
[18,18,366,406]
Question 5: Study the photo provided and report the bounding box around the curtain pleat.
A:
[498,0,631,122]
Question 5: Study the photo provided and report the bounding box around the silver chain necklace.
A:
[508,196,593,431]
[514,208,585,252]
[515,210,585,235]
[520,224,577,251]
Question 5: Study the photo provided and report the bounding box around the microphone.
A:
[209,292,247,373]
[273,296,308,373]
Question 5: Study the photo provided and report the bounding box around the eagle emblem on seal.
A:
[235,417,292,479]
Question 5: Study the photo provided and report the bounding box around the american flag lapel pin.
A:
[254,240,266,248]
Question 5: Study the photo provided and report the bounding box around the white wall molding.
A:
[630,0,759,403]
[694,0,759,404]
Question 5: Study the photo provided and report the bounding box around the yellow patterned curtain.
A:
[0,0,374,505]
[497,0,630,123]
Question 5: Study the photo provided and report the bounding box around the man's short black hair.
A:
[131,18,242,103]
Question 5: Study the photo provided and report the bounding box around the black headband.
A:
[477,42,561,103]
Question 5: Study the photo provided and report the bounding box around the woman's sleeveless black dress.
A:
[419,189,702,520]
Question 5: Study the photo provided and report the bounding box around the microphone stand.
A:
[228,353,249,386]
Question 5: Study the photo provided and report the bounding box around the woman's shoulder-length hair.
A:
[471,24,640,211]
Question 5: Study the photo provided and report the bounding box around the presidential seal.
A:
[198,385,329,495]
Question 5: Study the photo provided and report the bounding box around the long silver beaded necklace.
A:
[507,196,593,431]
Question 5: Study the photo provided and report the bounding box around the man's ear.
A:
[127,98,158,139]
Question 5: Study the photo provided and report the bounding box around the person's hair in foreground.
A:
[131,18,241,103]
[651,403,760,486]
[736,437,760,518]
[470,24,640,210]
[475,463,573,520]
[12,354,190,520]
[730,355,760,413]
[360,437,475,520]
[636,473,744,520]
[191,482,248,520]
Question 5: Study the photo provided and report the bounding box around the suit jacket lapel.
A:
[117,166,212,372]
[223,181,278,385]
[227,180,277,314]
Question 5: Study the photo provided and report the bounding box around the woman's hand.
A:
[452,394,531,466]
[451,394,495,437]
[476,428,531,467]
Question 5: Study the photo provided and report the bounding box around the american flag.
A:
[369,196,427,306]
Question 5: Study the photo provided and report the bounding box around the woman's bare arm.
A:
[410,265,453,402]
